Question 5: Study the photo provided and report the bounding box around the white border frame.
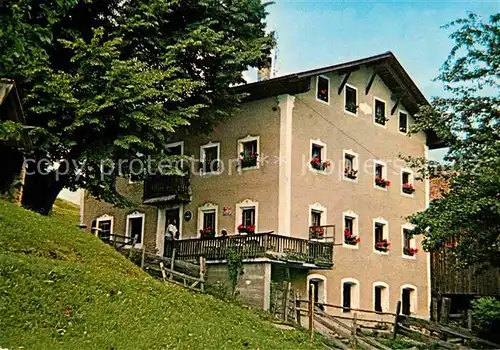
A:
[237,135,260,171]
[235,199,259,234]
[125,211,145,248]
[373,160,388,191]
[309,138,328,174]
[373,282,390,312]
[342,210,359,250]
[343,149,359,183]
[373,96,388,128]
[95,214,114,237]
[344,83,358,117]
[307,273,328,305]
[198,203,219,237]
[316,75,330,105]
[400,284,418,315]
[340,278,360,313]
[398,110,409,134]
[401,223,417,260]
[373,217,389,255]
[200,141,221,176]
[401,168,415,198]
[309,202,327,241]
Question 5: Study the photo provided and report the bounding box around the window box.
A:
[374,99,388,126]
[238,136,259,170]
[345,168,358,180]
[403,247,418,256]
[200,227,216,239]
[402,183,415,194]
[375,239,391,252]
[310,158,331,171]
[375,177,391,188]
[309,226,325,239]
[237,224,255,234]
[239,152,258,168]
[344,229,360,246]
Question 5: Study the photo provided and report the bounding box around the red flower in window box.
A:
[375,177,391,188]
[344,229,360,246]
[402,183,415,194]
[309,226,325,239]
[238,224,255,234]
[310,157,331,171]
[403,247,418,256]
[238,152,259,169]
[375,239,391,252]
[200,226,216,238]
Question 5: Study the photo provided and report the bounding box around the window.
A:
[345,85,357,114]
[374,218,389,253]
[166,141,184,171]
[401,170,415,195]
[343,150,359,180]
[343,210,359,247]
[198,203,218,238]
[402,227,417,257]
[310,139,328,172]
[341,278,359,313]
[374,161,389,188]
[200,142,220,175]
[126,212,144,246]
[316,76,330,104]
[311,210,321,227]
[307,274,327,307]
[401,285,417,315]
[373,283,389,312]
[238,135,260,170]
[399,112,408,133]
[95,215,113,237]
[236,199,259,234]
[374,98,387,126]
[309,203,327,239]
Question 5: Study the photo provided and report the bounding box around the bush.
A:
[471,297,500,343]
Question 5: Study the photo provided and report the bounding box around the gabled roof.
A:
[236,51,443,149]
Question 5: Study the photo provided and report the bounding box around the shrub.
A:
[471,297,500,343]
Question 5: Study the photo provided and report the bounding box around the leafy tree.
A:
[0,0,274,214]
[408,13,500,268]
[470,297,500,343]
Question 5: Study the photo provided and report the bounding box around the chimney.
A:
[257,55,273,81]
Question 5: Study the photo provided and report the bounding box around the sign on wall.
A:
[223,206,232,216]
[184,210,192,222]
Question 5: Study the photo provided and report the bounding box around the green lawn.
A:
[0,200,321,349]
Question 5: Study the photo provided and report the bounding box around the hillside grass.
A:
[0,200,321,349]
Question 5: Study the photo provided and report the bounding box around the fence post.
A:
[295,292,301,325]
[283,281,291,322]
[440,297,451,324]
[199,256,206,292]
[392,301,401,339]
[128,234,138,260]
[308,283,315,341]
[467,310,473,330]
[140,245,146,270]
[159,262,167,280]
[351,312,358,349]
[170,248,176,280]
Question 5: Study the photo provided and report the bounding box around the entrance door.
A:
[402,288,411,315]
[164,208,180,257]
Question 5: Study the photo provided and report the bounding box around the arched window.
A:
[341,278,360,313]
[307,274,327,308]
[373,282,390,312]
[401,284,418,315]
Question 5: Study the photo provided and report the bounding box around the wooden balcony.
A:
[166,232,334,269]
[143,174,191,204]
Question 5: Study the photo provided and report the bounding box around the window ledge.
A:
[373,121,388,129]
[316,98,330,105]
[402,254,417,260]
[309,167,329,175]
[343,176,359,184]
[344,110,358,117]
[342,243,359,250]
[373,250,389,256]
[199,171,222,177]
[374,184,388,191]
[401,192,415,198]
[239,165,259,172]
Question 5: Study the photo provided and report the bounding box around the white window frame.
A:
[309,203,327,241]
[400,284,418,314]
[125,211,145,248]
[373,97,388,128]
[95,214,114,238]
[401,168,415,197]
[373,160,388,191]
[342,210,359,250]
[197,203,219,237]
[166,141,185,156]
[340,278,360,313]
[309,138,328,174]
[235,199,259,233]
[343,149,359,183]
[237,135,260,171]
[344,83,358,117]
[402,223,417,260]
[373,217,389,255]
[398,110,409,134]
[307,274,328,305]
[316,75,330,105]
[200,141,221,176]
[373,282,390,313]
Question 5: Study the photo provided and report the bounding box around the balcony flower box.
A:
[238,152,258,169]
[402,183,415,194]
[375,239,391,252]
[309,226,325,239]
[200,227,216,239]
[344,168,358,180]
[238,224,255,234]
[375,177,391,188]
[403,247,419,256]
[344,229,360,246]
[311,158,331,171]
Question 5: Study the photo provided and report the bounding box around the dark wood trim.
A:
[337,71,352,95]
[391,97,401,115]
[365,72,377,95]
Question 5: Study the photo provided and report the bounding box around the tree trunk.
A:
[21,162,66,215]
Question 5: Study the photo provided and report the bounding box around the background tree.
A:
[408,13,499,268]
[0,0,274,214]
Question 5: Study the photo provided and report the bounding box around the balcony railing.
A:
[166,232,334,268]
[143,174,191,204]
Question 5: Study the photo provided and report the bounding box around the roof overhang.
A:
[235,51,445,149]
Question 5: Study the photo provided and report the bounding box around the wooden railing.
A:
[143,174,191,203]
[167,232,334,267]
[308,225,335,241]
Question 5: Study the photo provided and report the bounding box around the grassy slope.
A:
[0,201,320,349]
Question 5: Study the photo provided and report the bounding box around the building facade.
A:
[83,52,442,317]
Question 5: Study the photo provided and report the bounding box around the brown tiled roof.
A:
[430,178,450,200]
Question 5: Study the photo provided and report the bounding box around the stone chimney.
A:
[257,55,273,81]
